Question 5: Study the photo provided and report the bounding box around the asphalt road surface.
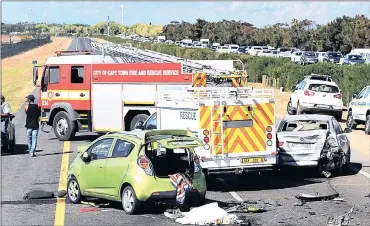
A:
[1,38,370,226]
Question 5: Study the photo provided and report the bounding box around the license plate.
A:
[290,143,312,148]
[241,157,266,164]
[317,105,329,108]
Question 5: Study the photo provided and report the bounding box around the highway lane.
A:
[2,37,370,226]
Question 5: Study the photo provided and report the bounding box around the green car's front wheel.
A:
[67,176,84,204]
[122,185,140,215]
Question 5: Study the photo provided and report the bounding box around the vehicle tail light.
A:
[334,93,342,99]
[304,90,315,96]
[266,133,273,140]
[266,126,272,132]
[279,142,284,147]
[203,129,209,136]
[137,156,153,176]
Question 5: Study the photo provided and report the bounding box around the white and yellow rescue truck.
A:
[141,87,277,175]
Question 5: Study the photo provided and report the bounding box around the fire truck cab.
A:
[33,51,193,141]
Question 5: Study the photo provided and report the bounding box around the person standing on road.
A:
[25,95,41,157]
[1,95,12,135]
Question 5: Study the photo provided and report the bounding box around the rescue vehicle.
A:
[138,87,277,174]
[32,42,248,141]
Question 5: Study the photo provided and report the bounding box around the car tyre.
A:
[365,115,370,135]
[296,102,303,115]
[122,186,140,215]
[287,100,295,115]
[9,138,15,154]
[346,112,357,129]
[67,176,85,204]
[130,114,149,131]
[334,111,343,122]
[53,111,76,141]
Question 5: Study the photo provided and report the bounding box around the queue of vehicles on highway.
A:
[17,43,369,215]
[115,34,370,66]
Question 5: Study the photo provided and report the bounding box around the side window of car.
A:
[357,87,368,99]
[88,138,114,160]
[331,118,342,134]
[364,88,370,98]
[112,139,134,158]
[144,114,157,130]
[299,81,306,90]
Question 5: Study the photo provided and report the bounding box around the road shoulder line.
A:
[54,141,71,226]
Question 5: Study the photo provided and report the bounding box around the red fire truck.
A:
[32,51,195,141]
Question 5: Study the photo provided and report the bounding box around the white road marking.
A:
[229,191,244,202]
[350,165,370,178]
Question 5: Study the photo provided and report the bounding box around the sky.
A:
[2,1,370,28]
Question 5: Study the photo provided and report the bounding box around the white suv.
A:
[347,85,370,134]
[287,80,344,121]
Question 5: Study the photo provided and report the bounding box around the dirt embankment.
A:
[2,37,72,113]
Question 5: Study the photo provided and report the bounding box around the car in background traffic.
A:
[340,54,365,65]
[249,46,264,56]
[216,46,229,53]
[321,52,342,63]
[277,47,291,58]
[316,52,326,61]
[291,50,303,63]
[276,114,351,177]
[287,79,343,121]
[67,130,207,214]
[347,85,370,135]
[237,46,248,54]
[226,44,239,53]
[299,51,318,65]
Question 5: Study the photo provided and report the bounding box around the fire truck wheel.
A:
[130,114,149,131]
[53,111,76,141]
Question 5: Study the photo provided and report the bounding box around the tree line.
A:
[1,22,163,39]
[162,15,370,52]
[3,14,369,52]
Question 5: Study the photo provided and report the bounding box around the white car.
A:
[277,47,291,58]
[216,46,229,53]
[257,49,272,57]
[227,44,239,53]
[347,85,370,134]
[316,52,326,62]
[291,51,303,63]
[287,80,344,121]
[249,46,263,56]
[276,114,351,177]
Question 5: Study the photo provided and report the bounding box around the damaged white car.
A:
[276,114,352,177]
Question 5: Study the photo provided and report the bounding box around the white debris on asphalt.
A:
[164,202,241,225]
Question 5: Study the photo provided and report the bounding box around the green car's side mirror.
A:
[81,152,91,162]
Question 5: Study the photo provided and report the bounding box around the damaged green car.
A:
[67,129,207,214]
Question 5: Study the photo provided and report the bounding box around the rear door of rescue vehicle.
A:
[140,88,277,175]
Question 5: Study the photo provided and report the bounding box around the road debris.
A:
[295,192,339,201]
[23,190,55,200]
[81,201,110,208]
[365,194,370,198]
[164,202,243,225]
[80,207,100,213]
[327,206,354,226]
[57,190,67,198]
[309,211,316,215]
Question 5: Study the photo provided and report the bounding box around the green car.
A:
[67,129,207,214]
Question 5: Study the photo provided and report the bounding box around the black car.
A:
[323,52,342,63]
